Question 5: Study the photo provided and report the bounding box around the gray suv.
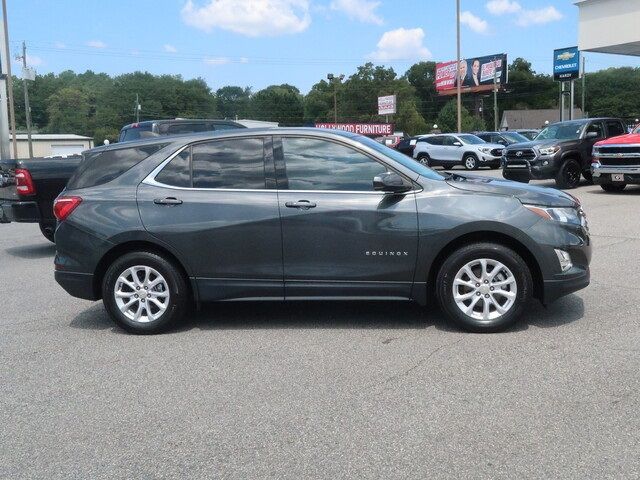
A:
[54,128,591,334]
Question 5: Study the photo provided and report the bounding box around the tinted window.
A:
[586,122,604,138]
[192,138,265,189]
[442,136,458,146]
[425,137,443,146]
[282,137,386,191]
[457,134,485,145]
[67,144,168,190]
[476,134,490,142]
[155,149,191,187]
[120,124,155,142]
[167,123,211,135]
[606,121,625,137]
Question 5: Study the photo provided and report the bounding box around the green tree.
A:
[436,99,485,133]
[251,85,304,126]
[46,87,92,135]
[216,86,252,119]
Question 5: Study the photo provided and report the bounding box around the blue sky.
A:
[8,0,640,93]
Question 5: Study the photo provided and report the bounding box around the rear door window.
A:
[67,144,168,190]
[192,138,265,189]
[605,121,625,137]
[155,149,191,188]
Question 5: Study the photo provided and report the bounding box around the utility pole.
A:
[1,0,16,158]
[456,0,462,133]
[20,41,33,158]
[581,57,586,118]
[135,94,141,122]
[326,73,343,124]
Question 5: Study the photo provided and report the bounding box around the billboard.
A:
[554,46,580,81]
[436,54,507,95]
[315,123,393,136]
[378,95,396,115]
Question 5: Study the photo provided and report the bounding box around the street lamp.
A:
[327,73,344,124]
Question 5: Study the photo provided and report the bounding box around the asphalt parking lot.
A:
[1,171,639,479]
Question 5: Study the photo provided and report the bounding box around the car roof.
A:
[548,117,622,127]
[91,127,361,154]
[120,118,244,130]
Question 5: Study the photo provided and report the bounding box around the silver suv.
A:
[413,133,504,170]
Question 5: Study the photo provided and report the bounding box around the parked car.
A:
[502,118,627,189]
[514,129,540,141]
[374,134,405,149]
[592,124,640,192]
[396,135,427,157]
[474,131,530,146]
[412,133,504,170]
[0,155,83,242]
[119,118,246,143]
[53,128,590,334]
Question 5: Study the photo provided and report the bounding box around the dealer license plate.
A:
[611,174,625,182]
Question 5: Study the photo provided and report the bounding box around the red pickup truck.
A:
[592,125,640,192]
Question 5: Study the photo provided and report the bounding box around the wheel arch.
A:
[425,231,543,302]
[92,240,195,301]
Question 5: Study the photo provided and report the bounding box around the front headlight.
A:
[539,145,560,156]
[523,204,588,229]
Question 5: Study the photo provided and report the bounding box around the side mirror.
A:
[453,141,462,147]
[373,172,412,194]
[586,131,599,139]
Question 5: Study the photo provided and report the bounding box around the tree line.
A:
[10,58,640,145]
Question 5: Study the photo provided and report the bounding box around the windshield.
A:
[502,132,529,143]
[457,134,485,145]
[353,135,444,181]
[633,125,640,134]
[535,123,584,141]
[119,124,156,142]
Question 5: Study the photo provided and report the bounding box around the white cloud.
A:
[54,41,66,49]
[460,11,489,34]
[329,0,383,25]
[204,56,231,65]
[164,44,178,53]
[486,0,521,15]
[367,27,431,62]
[86,40,106,48]
[181,0,311,37]
[239,57,249,63]
[516,6,562,26]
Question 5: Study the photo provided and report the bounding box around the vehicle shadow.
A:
[69,295,585,334]
[5,242,55,259]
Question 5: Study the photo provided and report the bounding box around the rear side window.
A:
[67,144,167,190]
[192,138,265,189]
[119,125,155,142]
[425,137,442,145]
[166,123,211,135]
[606,121,625,137]
[155,149,191,187]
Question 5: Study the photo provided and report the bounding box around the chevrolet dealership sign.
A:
[554,46,581,81]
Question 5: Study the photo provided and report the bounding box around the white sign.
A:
[378,95,396,115]
[22,66,36,81]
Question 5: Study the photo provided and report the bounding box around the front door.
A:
[275,135,419,299]
[137,136,283,301]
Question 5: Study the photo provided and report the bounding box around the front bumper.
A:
[542,265,590,304]
[0,200,40,223]
[479,155,502,167]
[502,152,559,180]
[592,166,640,185]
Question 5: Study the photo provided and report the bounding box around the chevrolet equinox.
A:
[54,128,591,334]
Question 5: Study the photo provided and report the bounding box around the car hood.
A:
[505,138,579,150]
[475,143,505,150]
[444,172,577,207]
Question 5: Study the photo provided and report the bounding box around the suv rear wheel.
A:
[555,159,581,189]
[416,153,431,167]
[436,243,532,333]
[102,251,189,334]
[463,154,478,170]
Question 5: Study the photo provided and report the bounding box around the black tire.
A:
[416,153,431,167]
[463,154,478,170]
[39,223,55,243]
[582,170,594,184]
[600,183,627,192]
[102,251,189,334]
[436,243,532,333]
[555,159,581,189]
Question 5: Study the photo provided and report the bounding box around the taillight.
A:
[15,168,36,195]
[53,196,82,221]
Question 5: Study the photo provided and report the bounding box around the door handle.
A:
[285,200,316,210]
[154,197,183,205]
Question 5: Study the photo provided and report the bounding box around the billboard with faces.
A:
[435,54,508,95]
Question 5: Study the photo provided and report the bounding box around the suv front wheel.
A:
[102,251,189,334]
[436,243,532,333]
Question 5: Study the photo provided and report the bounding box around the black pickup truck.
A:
[502,118,627,189]
[1,155,83,241]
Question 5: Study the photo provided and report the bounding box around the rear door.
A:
[275,135,419,299]
[441,135,461,163]
[137,136,284,301]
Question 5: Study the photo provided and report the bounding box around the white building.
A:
[15,134,94,158]
[576,0,640,56]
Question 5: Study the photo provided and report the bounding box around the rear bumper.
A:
[54,270,99,301]
[0,200,40,223]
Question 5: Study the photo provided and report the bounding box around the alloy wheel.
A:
[114,266,170,323]
[452,258,517,322]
